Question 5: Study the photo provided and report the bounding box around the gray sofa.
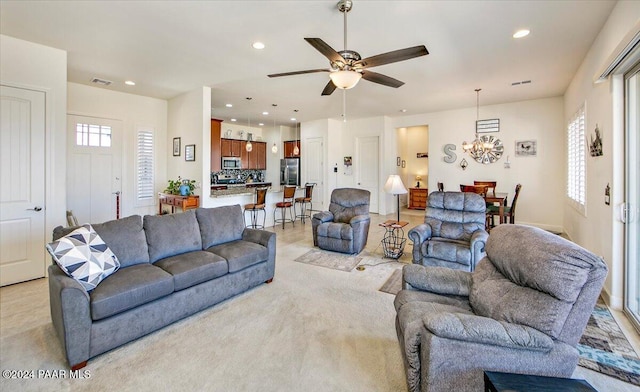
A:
[395,224,607,392]
[312,188,371,254]
[48,205,276,370]
[408,191,488,271]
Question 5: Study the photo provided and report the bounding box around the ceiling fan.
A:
[267,0,429,96]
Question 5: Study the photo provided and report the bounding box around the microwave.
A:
[222,157,241,169]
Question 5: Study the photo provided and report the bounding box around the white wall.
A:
[220,122,263,141]
[563,0,640,308]
[167,87,211,197]
[391,96,565,232]
[67,83,168,217]
[0,35,67,236]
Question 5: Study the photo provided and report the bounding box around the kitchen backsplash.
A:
[211,169,265,184]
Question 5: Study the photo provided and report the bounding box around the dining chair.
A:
[460,184,488,196]
[488,184,522,228]
[294,183,316,224]
[274,185,297,229]
[243,187,268,229]
[474,180,496,196]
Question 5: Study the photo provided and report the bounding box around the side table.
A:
[379,220,409,259]
[484,371,597,392]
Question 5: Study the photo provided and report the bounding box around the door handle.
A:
[27,206,43,212]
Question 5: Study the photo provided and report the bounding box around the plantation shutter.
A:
[137,129,154,202]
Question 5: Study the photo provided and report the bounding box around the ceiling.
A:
[0,1,617,128]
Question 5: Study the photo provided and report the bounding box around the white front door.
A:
[306,137,324,210]
[0,86,46,286]
[356,136,379,213]
[67,115,122,224]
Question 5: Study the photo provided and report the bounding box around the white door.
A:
[67,115,122,224]
[306,137,324,210]
[0,86,46,286]
[356,136,379,213]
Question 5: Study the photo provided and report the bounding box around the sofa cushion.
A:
[206,240,268,273]
[144,210,202,263]
[317,222,353,240]
[90,263,174,321]
[425,192,486,242]
[46,224,120,291]
[154,250,228,291]
[92,215,149,268]
[195,205,245,248]
[423,238,471,266]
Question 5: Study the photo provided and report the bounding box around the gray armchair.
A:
[312,188,371,254]
[395,224,607,392]
[408,191,488,271]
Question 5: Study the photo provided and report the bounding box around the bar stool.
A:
[274,185,296,229]
[294,183,316,223]
[243,187,268,229]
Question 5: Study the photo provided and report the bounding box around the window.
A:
[76,123,111,147]
[567,104,586,213]
[136,128,154,204]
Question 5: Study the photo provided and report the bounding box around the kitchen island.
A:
[204,183,304,228]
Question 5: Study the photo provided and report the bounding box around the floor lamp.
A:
[384,175,408,222]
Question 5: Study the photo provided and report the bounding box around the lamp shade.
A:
[415,175,422,181]
[329,70,362,89]
[384,175,408,195]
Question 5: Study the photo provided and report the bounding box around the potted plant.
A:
[165,177,197,196]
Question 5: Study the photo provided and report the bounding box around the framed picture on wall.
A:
[185,144,195,161]
[401,160,406,168]
[397,157,401,166]
[515,140,537,157]
[173,137,181,156]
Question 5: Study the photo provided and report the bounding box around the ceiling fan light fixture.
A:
[329,70,362,89]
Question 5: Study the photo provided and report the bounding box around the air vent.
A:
[511,80,531,86]
[90,77,113,86]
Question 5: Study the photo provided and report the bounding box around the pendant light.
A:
[245,98,253,152]
[293,111,300,156]
[271,117,278,154]
[461,89,503,164]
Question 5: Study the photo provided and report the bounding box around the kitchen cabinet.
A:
[221,139,243,157]
[210,119,222,171]
[284,140,300,158]
[242,141,267,169]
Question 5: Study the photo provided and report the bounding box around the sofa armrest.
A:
[408,223,431,245]
[47,264,92,368]
[349,214,370,226]
[242,228,275,248]
[422,312,554,352]
[402,264,471,295]
[470,229,489,269]
[312,211,334,223]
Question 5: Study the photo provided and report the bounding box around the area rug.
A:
[294,249,362,272]
[379,269,402,295]
[578,301,640,386]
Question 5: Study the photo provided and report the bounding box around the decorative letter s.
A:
[443,144,456,163]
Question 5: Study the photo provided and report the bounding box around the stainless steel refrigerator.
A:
[280,158,300,186]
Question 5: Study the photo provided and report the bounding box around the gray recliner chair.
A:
[408,191,488,272]
[395,224,608,392]
[312,188,371,254]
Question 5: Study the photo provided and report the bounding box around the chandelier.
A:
[462,89,503,164]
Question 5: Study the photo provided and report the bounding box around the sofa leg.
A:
[265,278,273,284]
[71,361,88,371]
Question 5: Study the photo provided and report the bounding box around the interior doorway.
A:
[67,115,122,224]
[396,125,429,207]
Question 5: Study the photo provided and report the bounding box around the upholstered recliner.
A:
[312,188,371,254]
[408,191,488,272]
[394,224,608,392]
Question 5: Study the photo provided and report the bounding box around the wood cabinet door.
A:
[255,142,266,169]
[221,139,232,156]
[240,141,250,168]
[231,140,242,157]
[284,140,300,158]
[211,119,222,172]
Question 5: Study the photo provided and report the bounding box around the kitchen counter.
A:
[210,182,273,197]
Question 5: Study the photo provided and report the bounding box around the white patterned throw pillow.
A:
[46,224,120,291]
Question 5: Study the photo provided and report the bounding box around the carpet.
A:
[294,249,362,272]
[379,269,402,295]
[578,301,640,386]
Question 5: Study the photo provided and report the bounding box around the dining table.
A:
[485,192,509,224]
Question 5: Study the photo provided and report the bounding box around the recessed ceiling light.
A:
[225,103,233,108]
[252,42,265,50]
[231,118,237,122]
[291,118,297,121]
[513,29,530,39]
[258,123,264,126]
[262,111,269,115]
[124,80,135,86]
[400,109,407,113]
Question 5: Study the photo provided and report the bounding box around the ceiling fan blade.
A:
[268,69,329,78]
[361,70,404,88]
[354,45,429,69]
[304,38,346,64]
[321,80,337,96]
